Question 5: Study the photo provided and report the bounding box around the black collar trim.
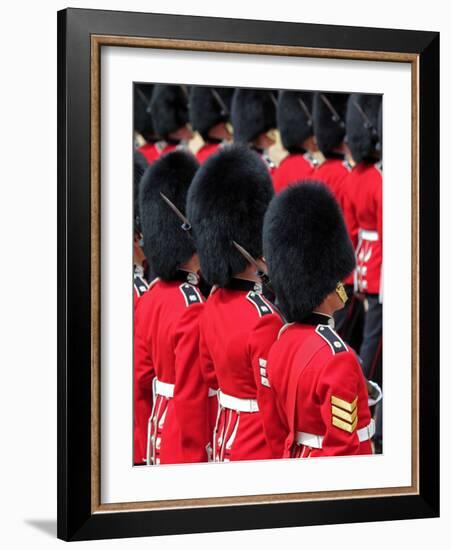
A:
[172,269,199,285]
[324,151,345,160]
[224,278,262,292]
[300,312,334,327]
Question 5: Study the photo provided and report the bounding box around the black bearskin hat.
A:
[231,89,277,143]
[187,144,274,286]
[346,93,382,163]
[149,84,190,140]
[263,182,355,322]
[134,84,157,142]
[189,86,234,141]
[139,150,199,280]
[133,149,149,233]
[277,91,314,152]
[312,92,349,155]
[376,101,383,153]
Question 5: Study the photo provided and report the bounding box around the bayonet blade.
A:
[160,192,192,231]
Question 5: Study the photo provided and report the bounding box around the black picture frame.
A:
[57,7,439,541]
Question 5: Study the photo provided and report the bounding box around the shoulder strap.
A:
[179,283,203,307]
[246,291,274,317]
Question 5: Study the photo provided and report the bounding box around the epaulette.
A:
[315,324,348,354]
[246,291,274,317]
[179,283,203,306]
[134,274,148,297]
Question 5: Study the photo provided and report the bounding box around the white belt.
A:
[295,419,375,449]
[208,388,218,398]
[154,379,175,398]
[359,229,379,242]
[218,390,259,413]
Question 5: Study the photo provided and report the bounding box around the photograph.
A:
[132,83,384,467]
[56,7,439,540]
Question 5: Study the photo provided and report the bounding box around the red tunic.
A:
[315,155,354,284]
[133,271,204,465]
[248,313,287,458]
[342,162,383,295]
[314,155,352,206]
[263,313,373,458]
[172,303,219,463]
[273,152,317,193]
[199,278,275,462]
[195,142,221,164]
[138,142,177,164]
[133,277,158,465]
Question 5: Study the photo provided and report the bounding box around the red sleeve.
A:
[376,171,383,260]
[133,299,155,464]
[341,175,359,249]
[173,303,210,463]
[311,351,368,457]
[248,314,288,458]
[198,313,218,391]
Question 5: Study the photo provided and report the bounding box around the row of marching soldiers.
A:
[133,84,383,465]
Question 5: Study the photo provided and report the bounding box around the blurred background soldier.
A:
[344,93,383,452]
[133,150,149,310]
[273,90,319,193]
[261,182,374,458]
[189,86,234,164]
[134,83,159,164]
[312,92,351,203]
[149,84,193,157]
[231,89,278,175]
[134,150,201,465]
[187,144,276,462]
[313,91,364,348]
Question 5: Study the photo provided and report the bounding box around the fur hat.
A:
[133,149,149,232]
[139,150,199,280]
[134,84,156,142]
[149,84,190,140]
[263,182,355,322]
[312,92,349,155]
[231,89,277,143]
[277,91,314,151]
[187,144,274,286]
[189,86,234,141]
[346,93,382,163]
[377,101,383,153]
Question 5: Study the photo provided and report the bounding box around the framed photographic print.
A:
[57,7,439,541]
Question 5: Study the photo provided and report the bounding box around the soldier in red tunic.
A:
[134,83,160,163]
[312,92,352,205]
[231,89,277,176]
[189,86,234,164]
[187,144,276,462]
[132,150,149,310]
[343,94,383,451]
[312,91,365,348]
[273,91,319,193]
[257,182,374,458]
[146,84,193,160]
[133,150,203,465]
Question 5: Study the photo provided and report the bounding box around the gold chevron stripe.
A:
[332,405,358,423]
[332,415,358,434]
[331,395,358,413]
